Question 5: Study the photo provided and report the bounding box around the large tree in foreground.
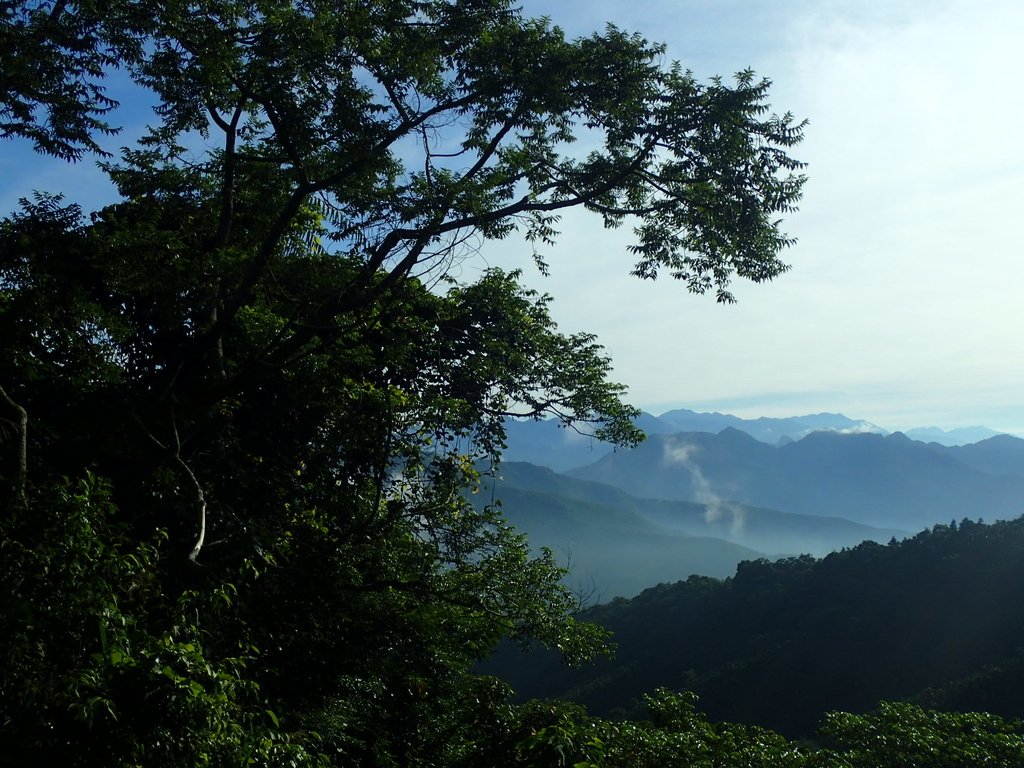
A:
[0,1,805,764]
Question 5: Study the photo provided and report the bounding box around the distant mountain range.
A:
[904,425,1006,446]
[928,434,1024,477]
[653,408,886,443]
[501,409,1013,471]
[567,429,1024,530]
[493,411,1024,595]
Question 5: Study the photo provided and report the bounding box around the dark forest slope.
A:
[486,515,1024,738]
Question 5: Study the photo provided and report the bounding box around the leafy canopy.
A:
[1,1,805,765]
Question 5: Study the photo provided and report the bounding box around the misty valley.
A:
[479,409,1024,741]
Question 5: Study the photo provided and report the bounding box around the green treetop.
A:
[0,1,805,765]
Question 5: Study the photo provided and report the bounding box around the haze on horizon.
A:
[491,0,1024,436]
[2,0,1021,434]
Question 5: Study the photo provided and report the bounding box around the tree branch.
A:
[133,411,208,563]
[457,102,525,187]
[0,385,28,509]
[388,136,661,246]
[177,455,208,562]
[186,90,484,372]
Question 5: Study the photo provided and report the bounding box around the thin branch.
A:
[177,455,208,562]
[386,136,661,245]
[457,102,525,186]
[376,70,413,124]
[259,98,310,184]
[207,104,232,133]
[0,385,28,509]
[420,124,433,186]
[210,101,245,249]
[311,90,482,194]
[133,411,208,563]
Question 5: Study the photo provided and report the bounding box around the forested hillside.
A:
[489,515,1024,737]
[0,0,813,764]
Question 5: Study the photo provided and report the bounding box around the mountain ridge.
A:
[566,430,1024,530]
[501,409,1015,472]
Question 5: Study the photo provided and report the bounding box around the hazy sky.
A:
[480,0,1024,435]
[3,0,1022,434]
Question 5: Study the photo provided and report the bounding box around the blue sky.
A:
[492,0,1024,434]
[3,0,1023,434]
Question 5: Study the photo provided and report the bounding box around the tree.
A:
[0,1,805,764]
[0,0,147,159]
[819,702,1024,768]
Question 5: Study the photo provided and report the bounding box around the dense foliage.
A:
[3,2,1022,765]
[491,516,1024,738]
[9,3,1024,767]
[0,0,811,764]
[435,690,1024,768]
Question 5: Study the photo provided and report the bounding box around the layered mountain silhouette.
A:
[654,408,885,443]
[565,429,1024,530]
[487,482,763,601]
[501,409,1012,472]
[493,413,1024,596]
[905,425,1006,446]
[926,433,1024,479]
